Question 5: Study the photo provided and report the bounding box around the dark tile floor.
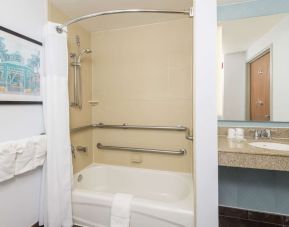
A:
[220,206,289,227]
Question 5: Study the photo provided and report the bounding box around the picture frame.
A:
[0,26,42,104]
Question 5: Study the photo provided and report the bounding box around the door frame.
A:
[245,45,273,121]
[193,0,218,226]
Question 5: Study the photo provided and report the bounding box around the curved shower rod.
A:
[56,8,194,33]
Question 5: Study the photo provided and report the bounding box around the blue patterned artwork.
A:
[0,26,42,102]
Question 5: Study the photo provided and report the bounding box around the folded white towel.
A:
[14,138,35,175]
[0,142,17,182]
[15,135,47,175]
[0,135,47,182]
[111,193,134,227]
[32,135,47,168]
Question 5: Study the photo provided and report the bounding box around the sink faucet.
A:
[255,129,271,140]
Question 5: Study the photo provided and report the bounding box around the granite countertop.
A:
[218,128,289,171]
[219,136,289,157]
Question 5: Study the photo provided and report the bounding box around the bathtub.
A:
[72,164,193,227]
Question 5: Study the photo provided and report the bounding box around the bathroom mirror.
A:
[217,1,289,122]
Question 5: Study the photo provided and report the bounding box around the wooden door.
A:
[250,52,270,121]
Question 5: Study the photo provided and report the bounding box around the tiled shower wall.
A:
[48,3,193,173]
[91,18,193,172]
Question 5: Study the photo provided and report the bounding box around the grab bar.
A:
[97,143,186,155]
[93,123,186,131]
[70,123,193,141]
[70,125,92,133]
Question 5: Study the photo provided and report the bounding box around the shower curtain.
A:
[39,22,73,227]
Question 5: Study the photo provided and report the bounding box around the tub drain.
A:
[77,174,83,182]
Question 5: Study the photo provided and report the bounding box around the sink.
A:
[249,142,289,151]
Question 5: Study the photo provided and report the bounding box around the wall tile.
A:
[91,19,193,172]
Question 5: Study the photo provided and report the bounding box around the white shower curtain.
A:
[39,22,73,227]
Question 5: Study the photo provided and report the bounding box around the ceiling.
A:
[50,0,264,32]
[50,0,193,32]
[221,14,287,54]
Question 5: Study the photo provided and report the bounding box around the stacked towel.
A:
[15,135,47,175]
[0,135,47,183]
[33,136,47,168]
[0,142,17,182]
[110,193,134,227]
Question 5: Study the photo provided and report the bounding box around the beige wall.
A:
[47,4,193,173]
[91,19,193,172]
[48,3,93,173]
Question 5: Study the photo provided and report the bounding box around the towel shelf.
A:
[97,143,186,156]
[70,122,193,141]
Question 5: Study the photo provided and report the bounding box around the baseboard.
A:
[219,206,289,227]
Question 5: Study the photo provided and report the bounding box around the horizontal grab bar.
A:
[97,143,186,156]
[70,123,193,141]
[93,123,187,131]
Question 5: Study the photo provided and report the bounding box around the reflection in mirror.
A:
[217,1,289,122]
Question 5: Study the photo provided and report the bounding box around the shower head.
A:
[77,48,92,62]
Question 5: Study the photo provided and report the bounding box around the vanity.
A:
[218,127,289,171]
[217,4,289,172]
[217,2,289,225]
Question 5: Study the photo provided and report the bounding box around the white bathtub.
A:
[72,164,193,227]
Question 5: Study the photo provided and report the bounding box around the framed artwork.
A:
[0,26,42,104]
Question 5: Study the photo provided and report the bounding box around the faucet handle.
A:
[71,145,76,158]
[265,129,271,139]
[76,145,87,153]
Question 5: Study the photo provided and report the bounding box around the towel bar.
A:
[97,143,187,155]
